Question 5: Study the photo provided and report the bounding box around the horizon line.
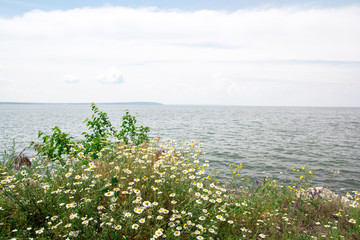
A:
[0,102,359,108]
[0,101,163,106]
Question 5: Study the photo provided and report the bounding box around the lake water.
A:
[1,104,359,195]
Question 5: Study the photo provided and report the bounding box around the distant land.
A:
[0,102,163,105]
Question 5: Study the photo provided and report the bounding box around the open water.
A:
[1,104,359,195]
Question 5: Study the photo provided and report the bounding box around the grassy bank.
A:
[0,138,359,240]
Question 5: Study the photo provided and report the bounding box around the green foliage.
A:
[117,110,150,145]
[31,103,150,161]
[82,103,117,159]
[30,126,74,163]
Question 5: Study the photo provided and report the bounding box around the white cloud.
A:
[97,71,124,84]
[0,6,359,105]
[64,74,80,83]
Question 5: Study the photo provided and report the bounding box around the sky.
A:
[0,0,360,106]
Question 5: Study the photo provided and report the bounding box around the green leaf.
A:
[101,188,109,194]
[114,191,120,198]
[111,177,119,185]
[38,130,43,138]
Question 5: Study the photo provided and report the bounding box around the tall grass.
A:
[0,139,359,240]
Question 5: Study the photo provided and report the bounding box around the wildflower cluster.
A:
[1,139,237,239]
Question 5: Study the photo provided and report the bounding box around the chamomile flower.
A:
[134,207,144,214]
[35,228,44,234]
[132,224,139,230]
[66,202,76,209]
[104,191,114,197]
[143,201,152,208]
[349,219,357,224]
[209,228,216,234]
[69,231,79,237]
[259,233,266,238]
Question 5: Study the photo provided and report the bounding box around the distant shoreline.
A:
[1,102,360,108]
[0,102,163,106]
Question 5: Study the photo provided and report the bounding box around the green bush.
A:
[30,103,150,162]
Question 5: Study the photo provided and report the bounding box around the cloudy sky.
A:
[0,0,359,106]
